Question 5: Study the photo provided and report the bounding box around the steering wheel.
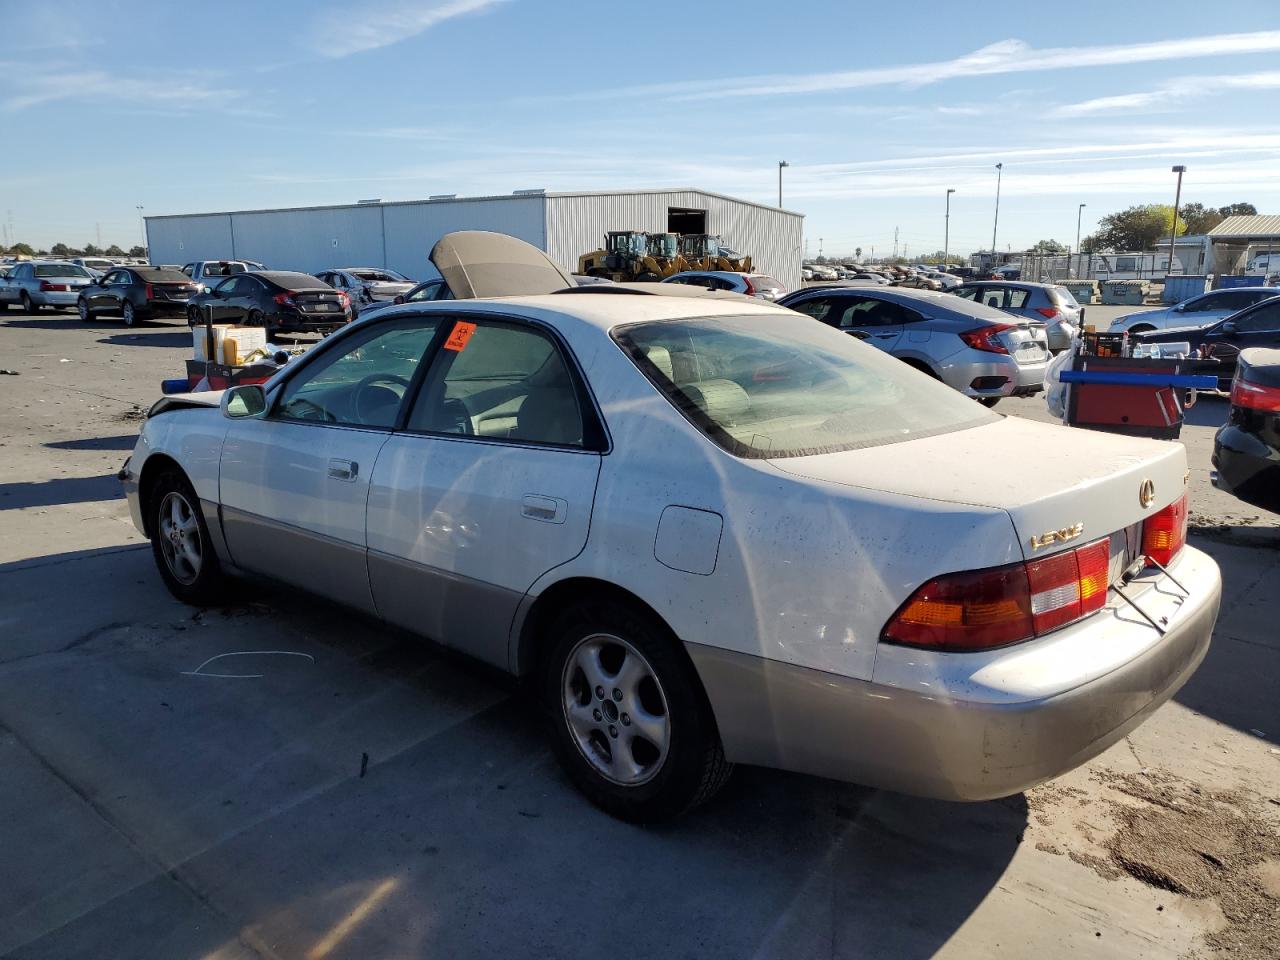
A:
[353,373,411,423]
[285,396,337,423]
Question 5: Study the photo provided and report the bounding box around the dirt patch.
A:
[117,406,146,422]
[1076,769,1280,959]
[1026,781,1090,826]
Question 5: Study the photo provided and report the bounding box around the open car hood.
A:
[430,231,575,299]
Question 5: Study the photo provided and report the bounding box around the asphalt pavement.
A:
[1,302,1277,959]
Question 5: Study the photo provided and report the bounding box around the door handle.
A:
[521,494,566,524]
[328,459,358,481]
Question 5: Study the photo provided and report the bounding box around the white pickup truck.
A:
[182,259,266,292]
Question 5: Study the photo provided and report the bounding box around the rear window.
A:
[749,275,784,289]
[260,272,330,288]
[1050,286,1079,307]
[35,264,90,278]
[351,269,407,282]
[614,314,995,459]
[136,268,191,282]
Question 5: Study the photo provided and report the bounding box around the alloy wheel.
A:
[562,633,671,785]
[157,491,202,585]
[122,302,135,326]
[78,299,90,321]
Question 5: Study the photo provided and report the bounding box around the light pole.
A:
[1075,203,1086,279]
[136,205,146,252]
[1168,165,1186,275]
[944,188,956,264]
[777,160,789,209]
[991,163,1003,262]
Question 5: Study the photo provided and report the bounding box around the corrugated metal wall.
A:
[145,214,235,266]
[146,189,802,288]
[545,191,804,290]
[381,197,545,279]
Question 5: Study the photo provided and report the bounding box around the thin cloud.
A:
[563,30,1280,103]
[1054,70,1280,116]
[305,0,509,58]
[0,67,248,113]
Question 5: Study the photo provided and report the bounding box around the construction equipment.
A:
[678,234,752,273]
[578,231,684,282]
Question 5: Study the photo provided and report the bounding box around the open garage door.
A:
[668,207,707,235]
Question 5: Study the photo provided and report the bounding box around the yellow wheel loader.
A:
[677,234,753,273]
[578,231,679,282]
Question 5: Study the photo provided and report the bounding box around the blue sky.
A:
[3,0,1279,258]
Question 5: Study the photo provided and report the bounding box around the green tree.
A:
[854,247,863,259]
[1030,239,1067,255]
[105,244,125,257]
[49,242,72,257]
[1218,202,1257,217]
[1088,204,1182,253]
[128,245,146,258]
[82,242,102,256]
[7,241,35,256]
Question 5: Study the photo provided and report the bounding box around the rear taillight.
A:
[39,281,68,292]
[1230,373,1280,412]
[273,292,296,307]
[959,323,1015,354]
[337,291,350,308]
[742,276,756,296]
[882,537,1112,652]
[1035,306,1060,320]
[145,282,154,300]
[1142,493,1188,567]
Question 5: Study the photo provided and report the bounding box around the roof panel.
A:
[1208,215,1280,238]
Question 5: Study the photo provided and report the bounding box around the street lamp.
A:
[1076,203,1087,278]
[990,164,1004,264]
[136,205,146,252]
[944,188,956,263]
[777,160,789,209]
[1168,165,1186,276]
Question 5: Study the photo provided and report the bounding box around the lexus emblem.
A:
[1139,479,1156,508]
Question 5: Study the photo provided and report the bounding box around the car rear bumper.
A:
[1213,424,1280,513]
[273,309,352,331]
[939,350,1047,399]
[35,290,81,306]
[689,546,1219,801]
[146,300,192,317]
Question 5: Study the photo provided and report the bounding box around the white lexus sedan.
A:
[122,234,1221,822]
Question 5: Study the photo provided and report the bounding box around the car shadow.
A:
[1183,392,1231,429]
[44,435,138,452]
[0,474,123,510]
[98,331,192,347]
[0,316,84,329]
[0,563,1024,959]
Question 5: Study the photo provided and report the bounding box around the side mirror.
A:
[221,384,267,419]
[1173,304,1185,312]
[393,294,405,304]
[1220,321,1237,336]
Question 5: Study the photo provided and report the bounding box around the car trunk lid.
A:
[769,416,1187,562]
[290,289,346,314]
[430,230,575,299]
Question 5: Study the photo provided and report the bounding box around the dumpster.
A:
[1100,279,1148,305]
[1217,274,1259,290]
[1061,279,1098,304]
[1162,275,1207,303]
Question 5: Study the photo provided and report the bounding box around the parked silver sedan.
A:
[0,260,95,312]
[954,281,1081,352]
[120,231,1218,822]
[778,286,1050,406]
[661,270,787,300]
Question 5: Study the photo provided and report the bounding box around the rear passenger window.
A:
[408,320,586,448]
[981,289,1005,309]
[1007,289,1029,308]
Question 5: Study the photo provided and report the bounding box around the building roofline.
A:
[142,188,805,222]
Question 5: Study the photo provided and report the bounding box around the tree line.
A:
[1024,202,1258,257]
[2,242,148,258]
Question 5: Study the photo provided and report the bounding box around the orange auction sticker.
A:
[443,321,477,352]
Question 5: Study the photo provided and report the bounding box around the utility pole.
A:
[136,205,146,253]
[991,163,1003,259]
[777,160,789,208]
[1075,203,1087,279]
[893,226,899,259]
[1168,165,1186,275]
[944,188,956,264]
[819,237,824,258]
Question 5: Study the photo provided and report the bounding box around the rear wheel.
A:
[20,292,37,314]
[247,309,265,327]
[121,301,136,326]
[541,600,732,822]
[148,469,229,605]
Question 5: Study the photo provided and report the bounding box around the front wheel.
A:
[77,298,92,322]
[148,470,230,605]
[542,601,732,822]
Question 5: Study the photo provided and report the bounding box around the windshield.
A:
[614,314,996,459]
[35,264,91,278]
[351,269,408,282]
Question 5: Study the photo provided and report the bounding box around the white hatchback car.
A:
[122,233,1220,821]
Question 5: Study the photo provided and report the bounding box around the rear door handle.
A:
[521,494,566,524]
[328,458,358,481]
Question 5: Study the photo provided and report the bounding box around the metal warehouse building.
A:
[144,188,805,290]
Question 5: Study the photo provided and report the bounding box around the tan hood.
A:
[430,231,575,299]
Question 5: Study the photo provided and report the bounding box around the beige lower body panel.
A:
[687,582,1218,801]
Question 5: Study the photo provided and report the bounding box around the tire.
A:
[20,292,37,314]
[187,307,201,327]
[247,309,265,327]
[121,301,136,326]
[541,600,732,822]
[77,298,92,322]
[148,469,229,606]
[978,396,1002,408]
